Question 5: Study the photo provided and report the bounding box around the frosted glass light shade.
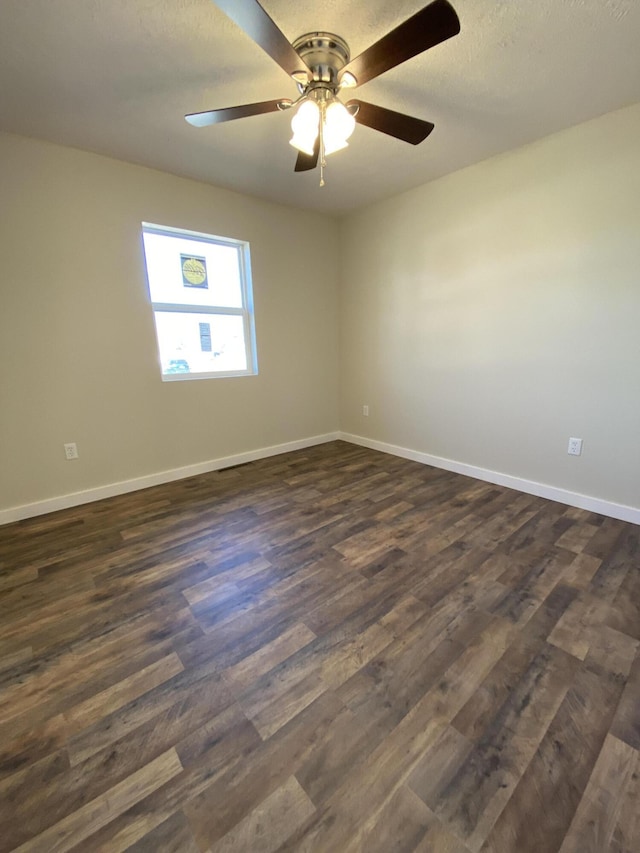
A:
[289,99,320,155]
[323,100,356,156]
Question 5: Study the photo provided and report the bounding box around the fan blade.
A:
[185,99,284,127]
[340,0,460,87]
[349,100,434,144]
[212,0,310,80]
[294,138,320,172]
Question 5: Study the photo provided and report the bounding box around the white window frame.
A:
[141,222,258,381]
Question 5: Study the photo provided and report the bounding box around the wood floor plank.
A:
[181,555,272,606]
[244,671,328,740]
[0,750,71,848]
[356,784,437,853]
[585,623,639,682]
[547,592,605,660]
[561,551,602,589]
[558,733,639,853]
[610,648,640,750]
[76,705,262,851]
[182,690,345,848]
[207,775,315,852]
[294,702,379,807]
[0,441,637,852]
[223,622,317,691]
[583,518,628,560]
[588,526,638,604]
[428,643,578,850]
[555,521,601,554]
[0,635,183,745]
[0,711,67,781]
[279,619,516,852]
[66,660,232,767]
[336,603,495,733]
[412,814,472,853]
[378,593,430,638]
[319,620,394,689]
[604,556,640,640]
[0,646,33,678]
[0,692,249,847]
[13,748,183,853]
[488,547,576,627]
[63,651,184,733]
[608,745,640,853]
[451,632,548,742]
[0,566,38,592]
[123,810,200,853]
[480,661,627,853]
[407,724,474,807]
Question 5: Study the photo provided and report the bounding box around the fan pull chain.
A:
[319,101,326,187]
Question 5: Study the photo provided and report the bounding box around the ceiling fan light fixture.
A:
[289,99,320,155]
[323,100,356,155]
[339,71,358,88]
[289,133,317,156]
[323,134,349,156]
[188,0,461,184]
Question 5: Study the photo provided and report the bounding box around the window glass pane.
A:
[143,231,243,309]
[154,311,248,375]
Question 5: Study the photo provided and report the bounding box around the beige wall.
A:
[0,133,339,512]
[2,103,639,519]
[339,104,640,510]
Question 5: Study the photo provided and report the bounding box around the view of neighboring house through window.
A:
[141,223,257,380]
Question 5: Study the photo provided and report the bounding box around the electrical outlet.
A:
[567,437,583,456]
[64,442,79,460]
[362,405,369,416]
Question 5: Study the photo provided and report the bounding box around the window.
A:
[141,223,257,380]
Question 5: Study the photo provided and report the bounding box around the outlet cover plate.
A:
[567,437,583,456]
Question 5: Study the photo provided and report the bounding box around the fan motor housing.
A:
[292,32,350,84]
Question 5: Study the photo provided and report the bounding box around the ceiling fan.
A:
[186,0,460,185]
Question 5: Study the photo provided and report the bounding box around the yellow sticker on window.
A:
[181,255,208,288]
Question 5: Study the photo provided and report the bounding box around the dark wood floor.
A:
[0,441,638,852]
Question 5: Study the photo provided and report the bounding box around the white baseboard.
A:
[0,432,340,526]
[4,430,638,527]
[340,432,640,526]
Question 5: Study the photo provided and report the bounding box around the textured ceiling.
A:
[1,0,639,214]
